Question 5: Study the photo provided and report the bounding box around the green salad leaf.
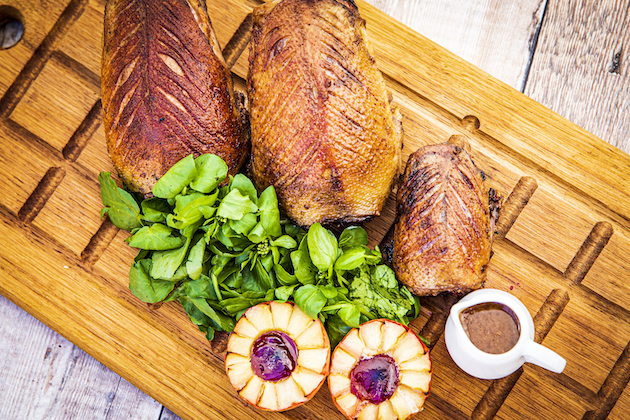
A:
[99,153,420,345]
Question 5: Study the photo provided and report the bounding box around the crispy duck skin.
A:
[248,0,403,227]
[393,144,493,296]
[101,0,249,197]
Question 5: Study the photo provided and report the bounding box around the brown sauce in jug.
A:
[460,302,520,354]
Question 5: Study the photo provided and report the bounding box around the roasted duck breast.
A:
[247,0,403,227]
[393,144,493,296]
[101,0,249,197]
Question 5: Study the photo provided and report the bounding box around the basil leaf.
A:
[230,173,258,205]
[182,296,235,332]
[178,274,216,300]
[275,284,298,302]
[270,235,297,249]
[334,246,366,271]
[291,238,316,285]
[307,223,338,272]
[229,212,258,235]
[185,236,206,280]
[129,259,174,303]
[152,154,197,198]
[258,186,282,237]
[319,284,338,299]
[127,224,184,250]
[98,172,142,231]
[141,198,171,223]
[274,264,297,286]
[338,304,361,328]
[339,226,369,250]
[150,237,191,280]
[294,284,327,319]
[191,154,228,193]
[247,221,267,243]
[217,189,258,220]
[170,192,218,229]
[253,260,274,291]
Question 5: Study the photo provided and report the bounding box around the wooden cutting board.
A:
[1,0,630,419]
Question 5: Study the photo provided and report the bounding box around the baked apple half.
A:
[329,319,432,420]
[225,301,331,411]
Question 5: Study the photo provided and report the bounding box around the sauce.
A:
[460,302,520,354]
[250,330,298,381]
[350,354,400,404]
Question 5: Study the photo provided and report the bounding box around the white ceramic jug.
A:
[444,288,566,380]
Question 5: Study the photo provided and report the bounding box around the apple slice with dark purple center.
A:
[226,301,330,411]
[329,319,432,420]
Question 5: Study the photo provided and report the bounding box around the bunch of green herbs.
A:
[99,154,420,345]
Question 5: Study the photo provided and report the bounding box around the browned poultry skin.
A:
[248,0,402,227]
[101,0,249,197]
[393,144,493,296]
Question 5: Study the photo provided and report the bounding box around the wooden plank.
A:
[363,0,546,90]
[1,0,630,419]
[0,295,164,420]
[525,0,630,153]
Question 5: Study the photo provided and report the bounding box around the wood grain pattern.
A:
[525,0,630,153]
[1,0,629,419]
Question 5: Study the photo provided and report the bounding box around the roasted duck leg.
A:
[102,0,249,197]
[393,144,494,296]
[248,0,403,227]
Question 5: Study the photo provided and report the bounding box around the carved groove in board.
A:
[81,215,119,266]
[462,115,481,131]
[222,13,253,70]
[532,288,570,343]
[495,176,538,239]
[583,341,630,420]
[471,368,523,420]
[564,222,614,285]
[418,294,460,349]
[471,289,569,419]
[0,0,87,120]
[63,99,102,161]
[18,167,66,223]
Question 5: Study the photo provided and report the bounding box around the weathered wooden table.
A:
[1,0,629,419]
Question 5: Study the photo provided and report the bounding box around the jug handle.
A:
[522,340,566,373]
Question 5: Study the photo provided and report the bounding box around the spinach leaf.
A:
[217,189,258,220]
[98,172,142,231]
[231,173,258,205]
[191,154,228,193]
[127,224,184,250]
[338,304,361,328]
[152,154,197,198]
[129,258,174,303]
[295,284,327,319]
[275,284,298,302]
[274,264,297,286]
[185,236,206,280]
[150,237,191,280]
[141,198,171,223]
[270,235,297,249]
[258,186,282,237]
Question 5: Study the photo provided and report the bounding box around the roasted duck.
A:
[248,0,403,227]
[393,144,494,296]
[101,0,249,197]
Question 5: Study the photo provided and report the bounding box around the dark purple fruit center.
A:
[250,330,298,382]
[350,354,400,404]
